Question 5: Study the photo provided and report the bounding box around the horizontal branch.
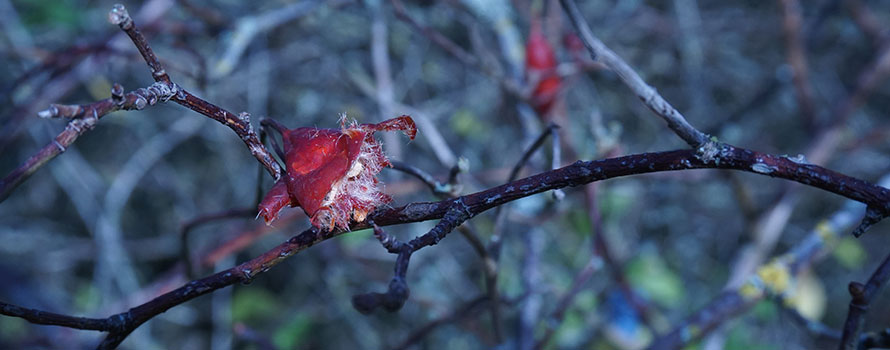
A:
[3,144,888,348]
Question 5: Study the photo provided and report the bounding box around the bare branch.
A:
[108,4,282,180]
[4,143,890,346]
[0,82,178,202]
[839,250,890,350]
[559,0,710,148]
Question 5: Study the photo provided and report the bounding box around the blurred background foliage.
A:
[1,0,889,349]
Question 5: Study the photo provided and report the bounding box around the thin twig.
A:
[486,123,559,342]
[559,0,710,148]
[0,82,178,202]
[390,161,456,197]
[839,250,890,350]
[108,4,282,180]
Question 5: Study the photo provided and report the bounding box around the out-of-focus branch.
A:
[390,0,526,98]
[179,208,256,278]
[560,0,710,148]
[394,295,489,350]
[211,0,347,78]
[487,123,560,342]
[648,174,890,350]
[845,0,889,46]
[839,250,890,350]
[778,0,817,128]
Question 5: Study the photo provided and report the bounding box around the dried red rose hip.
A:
[258,115,416,231]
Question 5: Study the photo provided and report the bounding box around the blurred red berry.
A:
[526,21,562,117]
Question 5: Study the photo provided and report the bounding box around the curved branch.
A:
[108,4,281,180]
[0,145,887,348]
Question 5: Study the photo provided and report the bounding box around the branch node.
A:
[111,83,125,105]
[152,69,168,80]
[52,140,66,152]
[695,139,723,165]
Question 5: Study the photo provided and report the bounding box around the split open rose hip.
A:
[258,115,416,231]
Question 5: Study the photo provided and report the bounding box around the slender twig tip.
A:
[108,4,132,27]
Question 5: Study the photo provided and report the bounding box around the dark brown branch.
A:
[839,250,890,350]
[0,302,114,332]
[354,202,474,313]
[108,4,282,180]
[2,146,889,348]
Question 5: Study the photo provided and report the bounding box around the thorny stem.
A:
[3,147,890,347]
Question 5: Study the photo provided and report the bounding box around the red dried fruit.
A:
[258,115,416,231]
[525,20,562,117]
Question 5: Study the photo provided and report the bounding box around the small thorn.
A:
[852,206,888,238]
